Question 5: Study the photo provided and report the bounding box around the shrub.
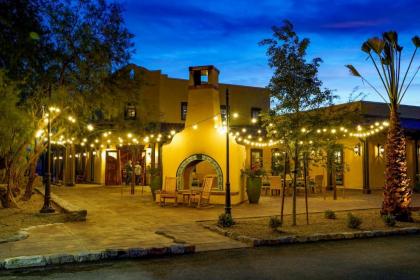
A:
[382,214,396,227]
[324,209,336,219]
[269,216,282,231]
[218,213,235,228]
[347,213,362,229]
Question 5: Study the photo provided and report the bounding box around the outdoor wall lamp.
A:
[353,143,361,156]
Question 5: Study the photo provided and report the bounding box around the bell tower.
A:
[186,65,221,128]
[162,65,246,205]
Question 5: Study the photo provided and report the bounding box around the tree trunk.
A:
[381,108,412,221]
[280,152,287,224]
[303,153,309,225]
[332,166,337,200]
[22,161,37,201]
[3,166,19,208]
[292,144,298,226]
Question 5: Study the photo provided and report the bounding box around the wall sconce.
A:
[376,144,385,158]
[353,144,361,156]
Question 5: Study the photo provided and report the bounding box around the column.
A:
[362,139,371,194]
[64,145,75,186]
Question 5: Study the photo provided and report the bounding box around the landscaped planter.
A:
[246,177,262,204]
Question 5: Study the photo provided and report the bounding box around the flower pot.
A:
[246,177,262,204]
[150,175,161,201]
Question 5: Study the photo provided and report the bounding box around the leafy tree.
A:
[0,0,138,206]
[260,20,335,225]
[346,32,419,221]
[0,72,33,207]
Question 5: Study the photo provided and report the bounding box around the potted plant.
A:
[148,167,161,201]
[242,163,266,204]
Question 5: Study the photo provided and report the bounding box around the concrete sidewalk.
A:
[1,185,419,260]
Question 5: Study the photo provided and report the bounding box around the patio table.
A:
[179,189,202,206]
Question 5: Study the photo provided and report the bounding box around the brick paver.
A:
[1,184,419,258]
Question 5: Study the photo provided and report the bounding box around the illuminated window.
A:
[125,104,136,120]
[333,148,344,185]
[271,148,285,176]
[251,149,263,168]
[181,102,188,121]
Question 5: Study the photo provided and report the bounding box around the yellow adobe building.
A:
[61,64,420,204]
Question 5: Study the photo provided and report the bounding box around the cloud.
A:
[120,0,420,103]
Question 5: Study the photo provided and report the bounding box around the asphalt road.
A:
[2,235,420,280]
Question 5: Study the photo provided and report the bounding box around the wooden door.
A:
[105,151,119,185]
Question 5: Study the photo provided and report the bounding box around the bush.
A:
[324,209,336,219]
[347,213,362,229]
[382,214,396,227]
[269,216,282,231]
[218,213,235,228]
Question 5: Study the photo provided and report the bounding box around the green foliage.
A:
[260,20,350,225]
[347,213,362,229]
[382,214,396,227]
[0,0,137,205]
[241,162,266,178]
[0,72,32,162]
[218,213,235,228]
[413,175,420,193]
[346,31,418,220]
[324,209,336,219]
[269,216,282,231]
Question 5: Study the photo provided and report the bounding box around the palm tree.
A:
[346,32,419,221]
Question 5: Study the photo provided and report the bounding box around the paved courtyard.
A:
[1,184,419,259]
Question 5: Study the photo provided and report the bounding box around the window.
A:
[251,107,262,120]
[181,102,188,121]
[124,104,136,120]
[251,149,263,168]
[220,105,227,121]
[192,69,208,86]
[129,69,135,80]
[333,148,344,185]
[271,149,285,176]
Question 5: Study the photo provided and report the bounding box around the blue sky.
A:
[121,0,419,105]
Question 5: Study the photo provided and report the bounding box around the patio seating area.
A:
[157,176,215,208]
[261,174,346,199]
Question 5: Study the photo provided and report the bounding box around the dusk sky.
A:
[122,0,419,105]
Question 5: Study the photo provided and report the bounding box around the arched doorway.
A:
[176,154,223,190]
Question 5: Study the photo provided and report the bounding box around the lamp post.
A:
[40,105,55,213]
[225,88,231,216]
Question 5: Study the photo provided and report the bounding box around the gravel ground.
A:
[204,209,420,239]
[0,193,68,240]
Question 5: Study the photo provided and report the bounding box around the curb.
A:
[35,187,87,221]
[203,225,420,247]
[0,244,195,270]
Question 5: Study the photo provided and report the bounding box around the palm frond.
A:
[345,65,361,77]
[383,31,398,46]
[413,36,420,48]
[367,37,385,54]
[361,42,371,53]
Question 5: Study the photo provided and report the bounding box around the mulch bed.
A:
[203,209,420,240]
[0,193,68,241]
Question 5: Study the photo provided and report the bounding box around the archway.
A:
[176,154,223,190]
